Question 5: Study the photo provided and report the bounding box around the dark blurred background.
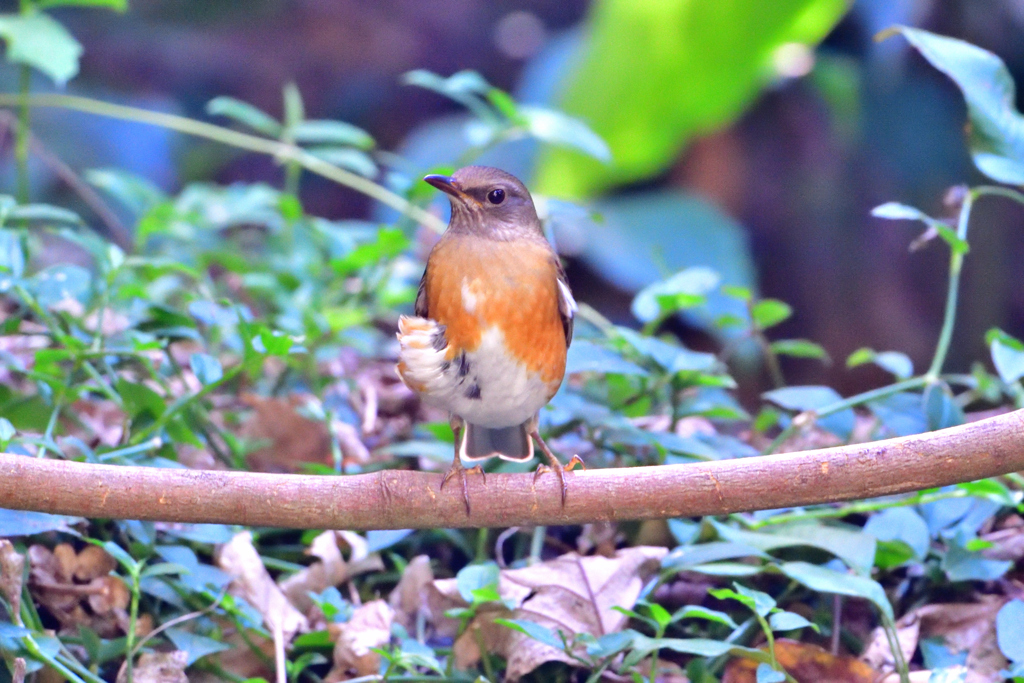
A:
[5,0,1024,398]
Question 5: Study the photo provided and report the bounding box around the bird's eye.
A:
[486,188,505,205]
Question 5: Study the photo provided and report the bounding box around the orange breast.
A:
[424,235,567,386]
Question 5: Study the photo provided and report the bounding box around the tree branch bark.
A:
[2,410,1022,530]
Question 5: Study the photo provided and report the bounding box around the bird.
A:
[396,165,581,513]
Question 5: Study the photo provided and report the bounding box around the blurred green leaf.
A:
[757,663,787,683]
[455,562,499,604]
[190,353,223,385]
[535,0,850,198]
[0,12,83,85]
[762,385,854,440]
[0,509,82,536]
[769,611,816,632]
[307,147,377,178]
[997,600,1024,663]
[519,105,610,161]
[165,628,232,666]
[751,299,792,329]
[35,0,126,10]
[87,168,167,219]
[923,381,964,431]
[886,27,1024,185]
[206,96,282,137]
[565,339,649,376]
[631,267,719,324]
[862,507,930,564]
[292,120,375,149]
[778,561,893,620]
[713,520,876,575]
[770,339,828,360]
[989,331,1024,384]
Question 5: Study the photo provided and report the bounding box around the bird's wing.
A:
[413,266,429,318]
[555,259,576,347]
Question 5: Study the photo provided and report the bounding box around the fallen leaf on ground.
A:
[325,599,394,681]
[861,597,1007,683]
[725,639,877,683]
[116,651,188,683]
[217,531,308,642]
[427,546,667,680]
[389,554,433,630]
[240,394,331,472]
[279,530,384,618]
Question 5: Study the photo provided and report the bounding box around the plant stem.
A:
[742,487,970,529]
[16,66,31,204]
[529,526,545,564]
[925,191,974,380]
[0,93,446,233]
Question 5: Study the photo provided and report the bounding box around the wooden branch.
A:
[2,410,1022,530]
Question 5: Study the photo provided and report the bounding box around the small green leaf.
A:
[206,96,282,137]
[922,381,965,431]
[11,203,84,225]
[990,335,1024,384]
[101,540,138,572]
[769,611,817,632]
[671,605,738,629]
[35,0,127,10]
[495,618,564,650]
[292,120,375,149]
[756,663,786,683]
[751,299,792,329]
[871,202,931,222]
[165,628,232,666]
[455,562,499,604]
[770,339,828,360]
[307,147,377,178]
[631,267,720,323]
[0,12,83,85]
[519,105,610,161]
[0,417,14,445]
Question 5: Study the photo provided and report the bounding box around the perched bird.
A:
[396,165,580,512]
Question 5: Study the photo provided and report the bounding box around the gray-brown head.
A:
[424,166,542,240]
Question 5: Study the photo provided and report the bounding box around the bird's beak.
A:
[423,174,463,199]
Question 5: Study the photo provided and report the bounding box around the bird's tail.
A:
[461,421,534,462]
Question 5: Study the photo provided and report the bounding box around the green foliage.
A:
[534,0,850,198]
[1,10,1024,683]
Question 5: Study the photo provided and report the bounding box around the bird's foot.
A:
[440,462,486,515]
[531,429,584,506]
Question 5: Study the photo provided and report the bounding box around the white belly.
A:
[398,320,551,428]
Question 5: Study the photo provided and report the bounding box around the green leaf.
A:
[292,120,374,149]
[565,339,649,376]
[757,663,787,683]
[455,562,499,604]
[206,96,282,137]
[708,585,775,617]
[495,618,564,650]
[0,12,83,85]
[190,353,223,385]
[997,600,1024,663]
[770,339,828,360]
[885,27,1024,185]
[165,628,231,666]
[922,382,965,431]
[956,479,1021,507]
[778,561,893,620]
[101,540,138,572]
[36,0,127,10]
[870,202,931,222]
[672,605,738,629]
[518,105,610,161]
[0,509,81,536]
[769,611,817,632]
[11,203,84,225]
[712,521,876,575]
[631,267,720,323]
[534,0,849,198]
[762,385,854,439]
[0,417,14,444]
[87,169,167,219]
[862,507,930,563]
[991,335,1024,384]
[307,147,377,178]
[751,299,792,329]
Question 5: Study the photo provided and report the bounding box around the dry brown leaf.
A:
[389,555,433,630]
[725,639,878,683]
[980,525,1024,561]
[861,609,920,671]
[279,531,384,619]
[427,546,667,680]
[0,539,25,620]
[217,531,308,642]
[862,597,1007,683]
[87,576,130,614]
[74,545,118,581]
[117,651,189,683]
[240,395,332,472]
[325,599,394,681]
